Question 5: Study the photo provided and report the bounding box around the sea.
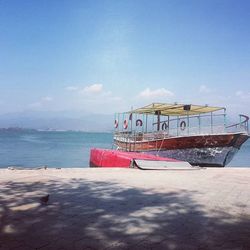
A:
[0,130,249,168]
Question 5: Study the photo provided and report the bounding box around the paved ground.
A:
[0,167,250,250]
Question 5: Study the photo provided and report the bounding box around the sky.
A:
[0,0,250,116]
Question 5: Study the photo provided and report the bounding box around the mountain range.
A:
[0,111,114,132]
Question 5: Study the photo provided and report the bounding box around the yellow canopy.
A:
[130,103,224,116]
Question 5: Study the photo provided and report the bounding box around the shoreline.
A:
[1,167,250,249]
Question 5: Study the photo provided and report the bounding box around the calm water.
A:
[0,130,249,168]
[0,131,113,168]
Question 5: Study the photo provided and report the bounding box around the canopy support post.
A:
[167,115,170,134]
[157,111,161,131]
[198,114,201,134]
[177,116,179,136]
[224,108,226,132]
[211,112,213,134]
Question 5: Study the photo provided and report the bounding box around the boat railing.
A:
[114,125,225,143]
[226,114,249,134]
[114,120,249,145]
[113,114,249,148]
[168,125,227,137]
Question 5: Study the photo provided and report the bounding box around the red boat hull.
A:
[89,148,180,168]
[114,132,249,167]
[114,133,249,151]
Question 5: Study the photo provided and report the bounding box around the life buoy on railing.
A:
[123,120,128,129]
[114,119,118,128]
[162,122,168,130]
[180,121,186,131]
[136,119,143,127]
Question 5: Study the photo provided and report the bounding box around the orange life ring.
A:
[123,120,128,129]
[162,122,168,130]
[136,119,143,126]
[114,119,118,128]
[180,121,186,131]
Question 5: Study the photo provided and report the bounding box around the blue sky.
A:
[0,0,250,116]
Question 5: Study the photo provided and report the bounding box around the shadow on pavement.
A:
[0,177,250,250]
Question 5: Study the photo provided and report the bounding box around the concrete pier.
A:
[0,168,250,249]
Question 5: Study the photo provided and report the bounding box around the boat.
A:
[89,148,193,169]
[113,103,249,167]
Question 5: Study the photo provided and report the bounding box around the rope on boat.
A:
[156,134,165,156]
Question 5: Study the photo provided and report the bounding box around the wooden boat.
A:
[113,103,249,167]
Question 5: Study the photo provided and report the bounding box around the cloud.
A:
[79,84,121,100]
[29,96,53,109]
[66,83,104,95]
[65,86,79,91]
[236,90,250,99]
[29,102,42,108]
[110,96,122,101]
[199,85,212,93]
[81,84,103,94]
[236,90,243,97]
[138,88,174,99]
[65,83,122,104]
[42,96,53,102]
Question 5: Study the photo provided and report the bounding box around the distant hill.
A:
[0,110,240,132]
[0,111,114,132]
